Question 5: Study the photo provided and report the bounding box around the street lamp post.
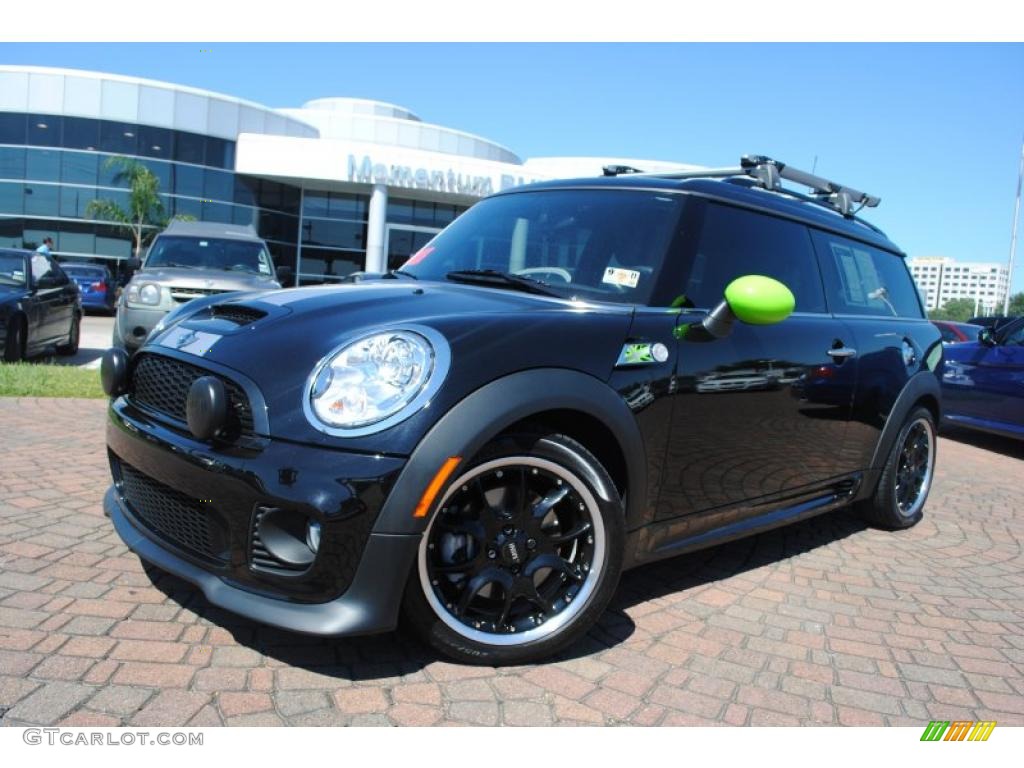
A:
[1005,135,1023,316]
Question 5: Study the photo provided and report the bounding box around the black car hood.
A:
[145,280,635,452]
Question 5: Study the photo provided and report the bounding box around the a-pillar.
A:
[364,184,388,273]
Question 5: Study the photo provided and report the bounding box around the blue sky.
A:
[6,43,1024,292]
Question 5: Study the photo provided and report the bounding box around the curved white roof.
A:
[0,65,318,141]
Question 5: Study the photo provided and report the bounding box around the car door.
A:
[28,253,63,345]
[655,199,858,522]
[944,319,1024,432]
[809,229,942,469]
[46,259,77,339]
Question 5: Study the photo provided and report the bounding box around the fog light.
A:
[306,520,321,553]
[100,348,129,397]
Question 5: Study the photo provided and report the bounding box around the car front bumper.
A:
[105,398,420,636]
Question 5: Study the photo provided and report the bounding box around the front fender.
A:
[371,368,647,535]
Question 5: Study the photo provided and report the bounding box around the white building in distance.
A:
[907,256,1010,314]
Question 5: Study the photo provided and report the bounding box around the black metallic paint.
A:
[103,175,943,638]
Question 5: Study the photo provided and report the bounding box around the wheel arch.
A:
[371,368,646,536]
[856,370,942,502]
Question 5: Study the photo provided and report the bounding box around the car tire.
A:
[3,316,25,362]
[858,406,936,530]
[56,314,80,356]
[402,431,625,665]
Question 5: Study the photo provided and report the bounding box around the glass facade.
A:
[297,190,368,283]
[0,111,301,280]
[1,110,473,286]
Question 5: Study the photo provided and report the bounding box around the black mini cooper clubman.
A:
[101,156,943,665]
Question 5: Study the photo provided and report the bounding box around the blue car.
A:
[62,262,116,314]
[941,317,1024,439]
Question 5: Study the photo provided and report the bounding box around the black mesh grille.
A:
[131,353,254,435]
[210,304,267,326]
[119,463,228,562]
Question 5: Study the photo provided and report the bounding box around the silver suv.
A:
[113,222,290,350]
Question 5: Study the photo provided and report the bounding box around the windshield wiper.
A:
[445,269,561,297]
[385,268,419,280]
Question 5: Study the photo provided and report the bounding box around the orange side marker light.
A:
[413,457,462,518]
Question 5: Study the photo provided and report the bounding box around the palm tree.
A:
[86,157,189,260]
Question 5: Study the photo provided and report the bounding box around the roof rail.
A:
[617,154,881,219]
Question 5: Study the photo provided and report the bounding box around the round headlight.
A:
[307,328,447,434]
[126,282,161,306]
[139,283,161,305]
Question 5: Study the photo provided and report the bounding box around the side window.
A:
[811,230,923,318]
[1001,321,1024,346]
[48,258,69,285]
[937,325,956,343]
[683,202,826,313]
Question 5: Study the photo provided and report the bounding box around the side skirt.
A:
[626,475,861,569]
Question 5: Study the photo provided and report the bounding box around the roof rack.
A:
[608,154,881,219]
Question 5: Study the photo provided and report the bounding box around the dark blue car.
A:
[62,262,116,314]
[942,317,1024,439]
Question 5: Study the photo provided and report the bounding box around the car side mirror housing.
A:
[701,275,796,338]
[125,258,142,274]
[275,265,295,285]
[978,327,997,347]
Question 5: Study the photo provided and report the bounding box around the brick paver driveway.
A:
[1,397,1022,726]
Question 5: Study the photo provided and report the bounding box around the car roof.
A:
[504,174,903,254]
[0,247,31,257]
[62,262,107,271]
[158,220,264,242]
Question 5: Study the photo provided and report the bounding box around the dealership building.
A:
[0,65,695,284]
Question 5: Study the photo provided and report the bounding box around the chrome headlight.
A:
[125,282,162,306]
[305,327,450,436]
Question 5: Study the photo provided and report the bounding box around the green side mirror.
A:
[724,275,796,325]
[701,275,796,338]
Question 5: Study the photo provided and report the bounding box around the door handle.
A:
[827,346,857,359]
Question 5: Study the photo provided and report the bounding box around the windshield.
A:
[399,189,685,305]
[145,235,273,276]
[0,252,29,288]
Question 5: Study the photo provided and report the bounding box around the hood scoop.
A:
[208,303,268,326]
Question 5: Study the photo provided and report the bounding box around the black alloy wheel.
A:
[859,406,936,529]
[404,432,624,665]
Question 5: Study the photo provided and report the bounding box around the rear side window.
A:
[681,202,826,313]
[811,230,923,318]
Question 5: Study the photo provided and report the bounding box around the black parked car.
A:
[100,156,942,664]
[1,248,82,362]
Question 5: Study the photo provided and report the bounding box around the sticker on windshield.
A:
[405,245,435,267]
[602,267,640,289]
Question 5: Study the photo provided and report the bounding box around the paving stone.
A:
[5,681,93,724]
[86,685,154,717]
[130,690,210,726]
[275,690,332,717]
[1,399,1022,726]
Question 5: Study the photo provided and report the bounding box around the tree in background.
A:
[928,298,977,322]
[86,157,190,260]
[1008,292,1024,317]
